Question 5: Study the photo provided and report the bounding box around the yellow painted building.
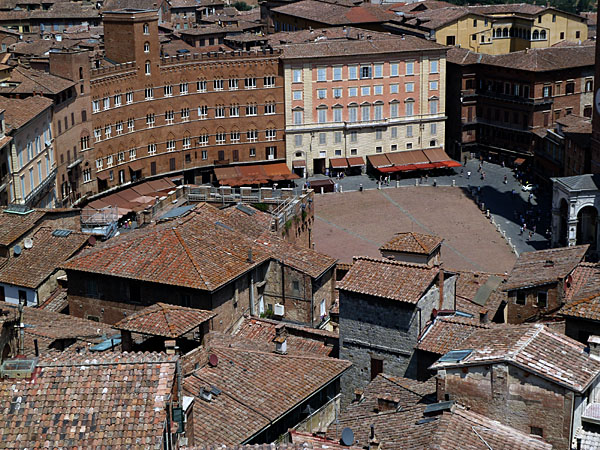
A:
[430,7,588,55]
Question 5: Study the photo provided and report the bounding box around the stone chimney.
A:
[589,335,600,361]
[165,339,178,355]
[438,268,445,310]
[368,425,380,450]
[273,324,288,354]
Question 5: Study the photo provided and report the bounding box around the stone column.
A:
[568,217,579,247]
[551,207,561,248]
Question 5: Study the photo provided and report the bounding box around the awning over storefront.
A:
[214,163,298,186]
[330,158,349,169]
[292,160,306,168]
[367,154,392,168]
[96,171,110,181]
[514,158,526,165]
[347,156,365,167]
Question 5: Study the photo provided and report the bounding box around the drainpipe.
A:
[249,272,255,316]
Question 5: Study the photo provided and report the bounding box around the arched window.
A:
[503,27,509,37]
[79,67,83,80]
[586,80,593,92]
[143,23,149,35]
[533,30,539,40]
[144,42,150,53]
[540,30,546,40]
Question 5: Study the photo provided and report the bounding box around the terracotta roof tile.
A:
[432,324,600,392]
[417,316,490,355]
[114,303,215,338]
[338,256,439,303]
[503,245,588,291]
[0,227,88,289]
[0,208,45,246]
[2,66,75,95]
[561,294,600,321]
[564,262,600,302]
[380,231,443,255]
[0,95,53,132]
[0,351,177,448]
[184,346,351,444]
[454,270,508,317]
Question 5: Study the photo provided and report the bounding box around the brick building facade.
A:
[446,43,594,171]
[89,9,285,195]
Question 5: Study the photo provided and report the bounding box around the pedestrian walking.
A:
[503,175,507,184]
[460,168,464,177]
[528,231,533,241]
[523,223,527,232]
[520,225,524,235]
[467,171,471,179]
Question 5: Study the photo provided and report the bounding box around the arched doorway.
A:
[577,206,598,250]
[558,199,568,246]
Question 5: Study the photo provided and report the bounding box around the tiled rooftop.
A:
[417,315,490,355]
[114,303,215,338]
[337,256,439,303]
[0,207,45,247]
[379,232,443,255]
[0,352,178,449]
[0,66,75,95]
[503,245,588,291]
[561,294,600,321]
[565,262,600,302]
[432,324,600,392]
[184,346,351,444]
[64,203,335,289]
[0,95,53,132]
[454,270,507,318]
[0,227,88,289]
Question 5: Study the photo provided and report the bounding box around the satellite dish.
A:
[88,236,97,246]
[23,238,33,249]
[341,427,354,446]
[13,245,21,257]
[208,354,219,367]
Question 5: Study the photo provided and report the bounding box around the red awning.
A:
[414,163,437,170]
[443,160,462,168]
[432,162,447,168]
[128,160,144,172]
[378,166,398,173]
[330,158,349,169]
[347,156,365,167]
[367,154,393,168]
[96,170,109,181]
[395,164,418,171]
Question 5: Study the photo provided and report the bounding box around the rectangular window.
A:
[406,125,413,138]
[145,87,153,99]
[318,109,327,123]
[390,103,398,118]
[516,291,526,305]
[543,86,552,98]
[405,82,415,93]
[129,148,136,159]
[317,89,327,99]
[179,82,188,95]
[264,76,275,87]
[181,107,190,122]
[215,106,225,118]
[391,127,397,138]
[198,105,208,119]
[216,132,226,144]
[115,122,123,135]
[104,125,112,138]
[333,66,342,81]
[247,130,258,142]
[293,90,302,100]
[106,155,113,167]
[182,136,191,149]
[199,135,208,146]
[228,78,238,90]
[201,150,208,160]
[430,81,438,91]
[317,67,326,82]
[114,94,121,107]
[361,86,370,96]
[374,104,383,120]
[249,148,256,157]
[348,65,358,80]
[294,134,302,147]
[231,131,240,143]
[374,85,383,95]
[350,131,357,143]
[390,62,399,77]
[333,88,342,98]
[319,133,326,145]
[375,129,382,140]
[244,77,256,89]
[429,99,439,114]
[537,291,548,308]
[348,106,358,122]
[293,69,302,83]
[333,108,342,122]
[334,131,342,143]
[166,139,176,152]
[430,60,439,73]
[127,118,134,131]
[370,356,383,381]
[146,113,155,127]
[92,100,100,113]
[103,97,110,110]
[164,85,173,97]
[126,91,133,104]
[390,84,399,94]
[405,102,414,116]
[373,63,383,78]
[360,65,372,79]
[406,61,414,75]
[348,87,358,97]
[165,110,174,124]
[246,104,257,116]
[197,80,207,92]
[293,110,303,125]
[94,128,101,142]
[361,105,370,121]
[430,123,437,135]
[214,79,224,91]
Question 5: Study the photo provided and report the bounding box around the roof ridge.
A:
[354,255,436,269]
[508,324,543,360]
[211,344,350,362]
[410,232,428,252]
[173,227,209,289]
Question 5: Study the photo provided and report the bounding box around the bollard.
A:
[487,209,490,218]
[396,180,399,188]
[340,185,343,193]
[415,179,418,186]
[359,184,363,192]
[378,182,381,190]
[508,237,512,246]
[321,187,324,195]
[452,179,456,187]
[481,202,485,211]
